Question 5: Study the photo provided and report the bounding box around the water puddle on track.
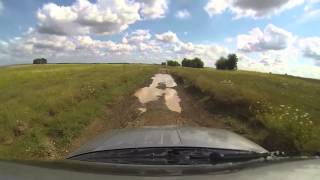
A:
[134,74,182,113]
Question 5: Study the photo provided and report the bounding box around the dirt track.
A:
[119,70,227,129]
[68,70,231,155]
[68,70,308,157]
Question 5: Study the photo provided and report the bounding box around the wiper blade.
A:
[69,147,268,165]
[209,151,267,164]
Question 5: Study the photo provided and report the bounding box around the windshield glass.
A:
[69,147,268,165]
[0,0,319,179]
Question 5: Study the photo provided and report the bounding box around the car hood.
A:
[1,158,319,179]
[68,126,268,158]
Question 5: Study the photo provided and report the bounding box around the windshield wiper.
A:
[69,147,268,165]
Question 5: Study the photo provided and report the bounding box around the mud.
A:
[69,70,303,157]
[134,73,182,113]
[69,71,229,155]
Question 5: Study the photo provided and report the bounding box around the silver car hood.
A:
[69,126,268,157]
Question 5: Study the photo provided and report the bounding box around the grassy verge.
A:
[170,67,320,154]
[0,64,158,160]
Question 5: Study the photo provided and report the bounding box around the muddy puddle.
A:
[134,74,181,113]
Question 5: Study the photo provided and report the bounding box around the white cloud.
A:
[136,41,161,52]
[74,36,134,54]
[28,34,76,52]
[304,0,320,11]
[237,24,294,52]
[104,41,134,53]
[174,42,229,66]
[0,28,230,67]
[0,30,136,64]
[225,37,234,43]
[37,0,170,36]
[299,8,320,23]
[204,0,229,16]
[37,0,141,36]
[0,41,9,57]
[237,47,299,74]
[232,0,304,18]
[234,23,320,78]
[238,50,320,79]
[299,37,320,65]
[155,31,180,43]
[175,9,191,19]
[122,29,160,52]
[1,22,319,79]
[204,0,305,19]
[123,29,151,44]
[300,0,320,23]
[290,64,320,79]
[138,0,169,19]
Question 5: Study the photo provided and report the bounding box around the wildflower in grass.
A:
[26,147,31,152]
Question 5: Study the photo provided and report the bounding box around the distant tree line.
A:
[162,54,238,70]
[33,58,47,64]
[163,57,204,68]
[215,54,238,70]
[181,57,204,68]
[166,60,180,66]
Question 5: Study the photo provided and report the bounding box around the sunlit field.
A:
[170,67,320,154]
[1,64,319,160]
[0,64,158,160]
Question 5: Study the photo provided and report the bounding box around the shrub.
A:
[167,60,180,66]
[215,54,238,70]
[161,62,166,66]
[181,57,204,68]
[227,54,238,70]
[181,58,191,67]
[33,58,47,64]
[215,57,228,70]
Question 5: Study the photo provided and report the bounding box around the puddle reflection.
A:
[134,74,182,113]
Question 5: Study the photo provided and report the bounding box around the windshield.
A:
[69,147,268,165]
[0,0,320,179]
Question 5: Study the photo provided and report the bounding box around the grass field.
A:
[170,67,320,154]
[1,64,319,160]
[0,64,158,160]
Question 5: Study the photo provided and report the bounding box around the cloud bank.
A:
[37,0,169,36]
[204,0,304,18]
[237,24,294,52]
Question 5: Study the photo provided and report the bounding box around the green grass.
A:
[0,64,158,160]
[170,67,320,154]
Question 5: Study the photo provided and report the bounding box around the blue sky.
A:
[0,0,319,78]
